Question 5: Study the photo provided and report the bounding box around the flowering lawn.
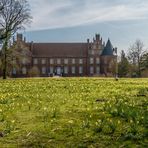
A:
[0,78,147,147]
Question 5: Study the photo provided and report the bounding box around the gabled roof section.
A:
[101,39,114,56]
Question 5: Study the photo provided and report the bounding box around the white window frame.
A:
[12,68,16,75]
[90,66,94,74]
[50,59,54,64]
[64,59,68,64]
[71,66,75,74]
[22,67,27,74]
[72,58,75,64]
[79,66,83,74]
[50,67,54,73]
[79,59,83,64]
[33,58,38,65]
[57,58,61,64]
[90,58,94,64]
[22,58,27,64]
[41,58,46,64]
[64,66,68,74]
[96,66,100,74]
[42,67,46,74]
[96,57,100,64]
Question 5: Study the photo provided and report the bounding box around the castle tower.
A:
[100,39,117,76]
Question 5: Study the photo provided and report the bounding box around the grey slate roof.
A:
[101,39,114,56]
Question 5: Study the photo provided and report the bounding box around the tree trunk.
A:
[138,56,141,77]
[2,35,8,79]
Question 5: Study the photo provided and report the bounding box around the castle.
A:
[6,33,117,77]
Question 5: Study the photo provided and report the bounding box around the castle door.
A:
[56,67,62,75]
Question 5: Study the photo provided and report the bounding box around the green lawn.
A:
[0,78,148,147]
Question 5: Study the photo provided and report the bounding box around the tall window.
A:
[79,66,83,74]
[22,58,26,64]
[96,57,100,64]
[96,66,100,74]
[64,66,68,74]
[42,67,46,74]
[90,66,94,74]
[64,59,68,64]
[33,58,38,65]
[22,67,27,74]
[79,59,83,64]
[72,58,75,64]
[50,67,54,73]
[57,59,61,64]
[91,50,95,55]
[90,58,94,64]
[50,59,54,64]
[12,68,16,75]
[99,50,102,55]
[42,58,46,64]
[71,66,75,74]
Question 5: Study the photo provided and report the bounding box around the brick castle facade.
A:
[3,33,117,77]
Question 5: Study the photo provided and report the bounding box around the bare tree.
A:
[128,40,145,77]
[0,0,31,79]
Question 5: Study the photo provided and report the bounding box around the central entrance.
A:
[56,67,62,75]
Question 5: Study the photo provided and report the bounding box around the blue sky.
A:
[24,0,148,54]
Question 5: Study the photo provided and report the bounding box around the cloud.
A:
[27,0,148,31]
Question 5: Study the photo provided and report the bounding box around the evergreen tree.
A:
[118,50,129,77]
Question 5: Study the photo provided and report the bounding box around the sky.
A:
[24,0,148,54]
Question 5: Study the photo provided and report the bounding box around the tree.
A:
[28,66,40,77]
[140,52,148,77]
[140,53,148,70]
[0,0,31,79]
[118,50,129,77]
[128,40,145,77]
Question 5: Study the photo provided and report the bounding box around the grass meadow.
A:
[0,78,147,147]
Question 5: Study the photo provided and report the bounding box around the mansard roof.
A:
[31,43,88,58]
[101,39,114,56]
